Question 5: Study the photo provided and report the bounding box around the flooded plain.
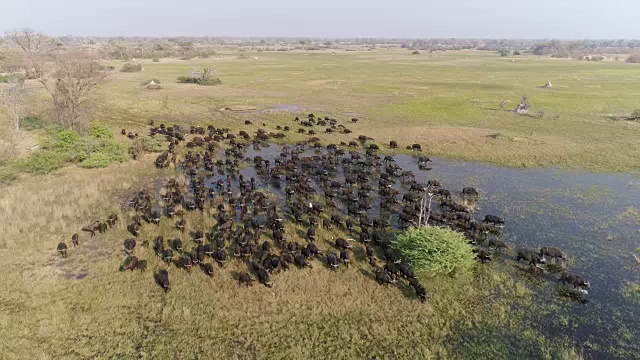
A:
[183,143,640,358]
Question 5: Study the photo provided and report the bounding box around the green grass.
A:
[88,50,640,172]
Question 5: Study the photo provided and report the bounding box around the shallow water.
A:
[183,144,640,357]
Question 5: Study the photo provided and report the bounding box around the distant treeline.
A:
[1,36,639,65]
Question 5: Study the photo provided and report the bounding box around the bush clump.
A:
[626,54,640,63]
[129,135,167,158]
[391,226,476,276]
[177,67,222,86]
[177,75,222,86]
[121,63,143,73]
[0,74,23,83]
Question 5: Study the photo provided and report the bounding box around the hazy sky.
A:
[3,0,639,38]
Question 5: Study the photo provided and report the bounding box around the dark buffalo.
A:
[256,266,273,287]
[238,272,255,286]
[473,248,491,263]
[294,254,312,269]
[399,263,416,279]
[202,263,215,277]
[375,270,397,285]
[335,237,352,250]
[213,249,227,266]
[488,238,508,252]
[540,247,566,261]
[162,249,173,263]
[123,238,136,254]
[307,242,322,256]
[340,250,350,267]
[57,242,68,258]
[172,238,183,252]
[461,187,479,199]
[516,249,546,265]
[121,256,139,271]
[155,269,170,292]
[409,278,427,303]
[559,273,590,289]
[326,252,339,270]
[483,215,504,227]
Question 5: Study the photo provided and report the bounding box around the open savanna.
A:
[92,50,640,172]
[1,50,634,358]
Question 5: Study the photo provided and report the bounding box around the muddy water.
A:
[187,144,640,357]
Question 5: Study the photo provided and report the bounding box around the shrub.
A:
[129,135,167,158]
[0,74,20,83]
[152,58,160,62]
[88,122,114,139]
[19,116,46,131]
[51,129,81,149]
[121,63,143,72]
[198,77,222,86]
[75,137,128,168]
[177,75,222,86]
[626,54,640,63]
[79,143,128,168]
[497,49,511,57]
[412,50,420,55]
[391,227,476,276]
[22,150,69,174]
[513,50,521,56]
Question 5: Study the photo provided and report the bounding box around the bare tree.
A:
[39,51,110,130]
[5,28,56,79]
[0,78,28,130]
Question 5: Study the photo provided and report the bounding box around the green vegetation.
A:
[0,73,22,83]
[176,75,222,85]
[0,122,129,182]
[128,135,167,158]
[120,62,143,72]
[622,282,640,304]
[392,226,476,275]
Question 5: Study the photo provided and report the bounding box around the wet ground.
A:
[179,143,640,358]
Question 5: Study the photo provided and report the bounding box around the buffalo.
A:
[559,273,590,289]
[540,247,566,262]
[483,215,504,227]
[238,272,255,286]
[375,270,397,285]
[155,270,170,292]
[123,238,136,254]
[516,249,546,265]
[57,242,68,258]
[256,266,273,287]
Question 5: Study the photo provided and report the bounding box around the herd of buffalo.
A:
[56,113,591,302]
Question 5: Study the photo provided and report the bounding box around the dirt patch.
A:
[63,270,89,280]
[220,104,306,114]
[220,105,258,112]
